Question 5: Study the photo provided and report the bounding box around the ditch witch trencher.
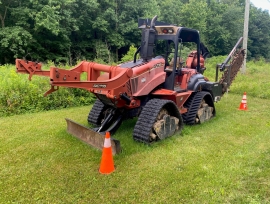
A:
[15,16,245,154]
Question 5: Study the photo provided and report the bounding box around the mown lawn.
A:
[0,92,270,203]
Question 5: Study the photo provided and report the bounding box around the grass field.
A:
[0,93,270,203]
[1,60,270,203]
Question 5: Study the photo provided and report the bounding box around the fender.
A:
[187,73,207,91]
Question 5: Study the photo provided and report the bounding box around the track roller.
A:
[182,91,215,125]
[133,98,183,144]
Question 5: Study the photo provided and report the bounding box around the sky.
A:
[250,0,270,12]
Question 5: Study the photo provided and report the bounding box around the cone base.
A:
[99,168,115,175]
[238,104,248,111]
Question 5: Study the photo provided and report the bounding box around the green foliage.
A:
[34,5,61,35]
[0,26,33,61]
[204,0,244,55]
[94,40,115,64]
[120,45,138,63]
[180,0,208,41]
[180,46,192,61]
[248,7,270,60]
[156,0,183,25]
[0,64,95,116]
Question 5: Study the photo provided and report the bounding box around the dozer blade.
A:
[65,118,121,155]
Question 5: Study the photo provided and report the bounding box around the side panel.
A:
[151,89,193,113]
[131,65,166,96]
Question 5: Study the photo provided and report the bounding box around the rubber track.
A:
[87,99,107,126]
[133,99,181,144]
[182,91,210,125]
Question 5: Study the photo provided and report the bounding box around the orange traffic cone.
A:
[99,132,115,174]
[238,92,248,111]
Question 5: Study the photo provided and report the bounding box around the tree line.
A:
[0,0,269,65]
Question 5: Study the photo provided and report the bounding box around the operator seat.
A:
[186,51,205,70]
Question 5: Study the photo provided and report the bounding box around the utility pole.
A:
[242,0,250,74]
